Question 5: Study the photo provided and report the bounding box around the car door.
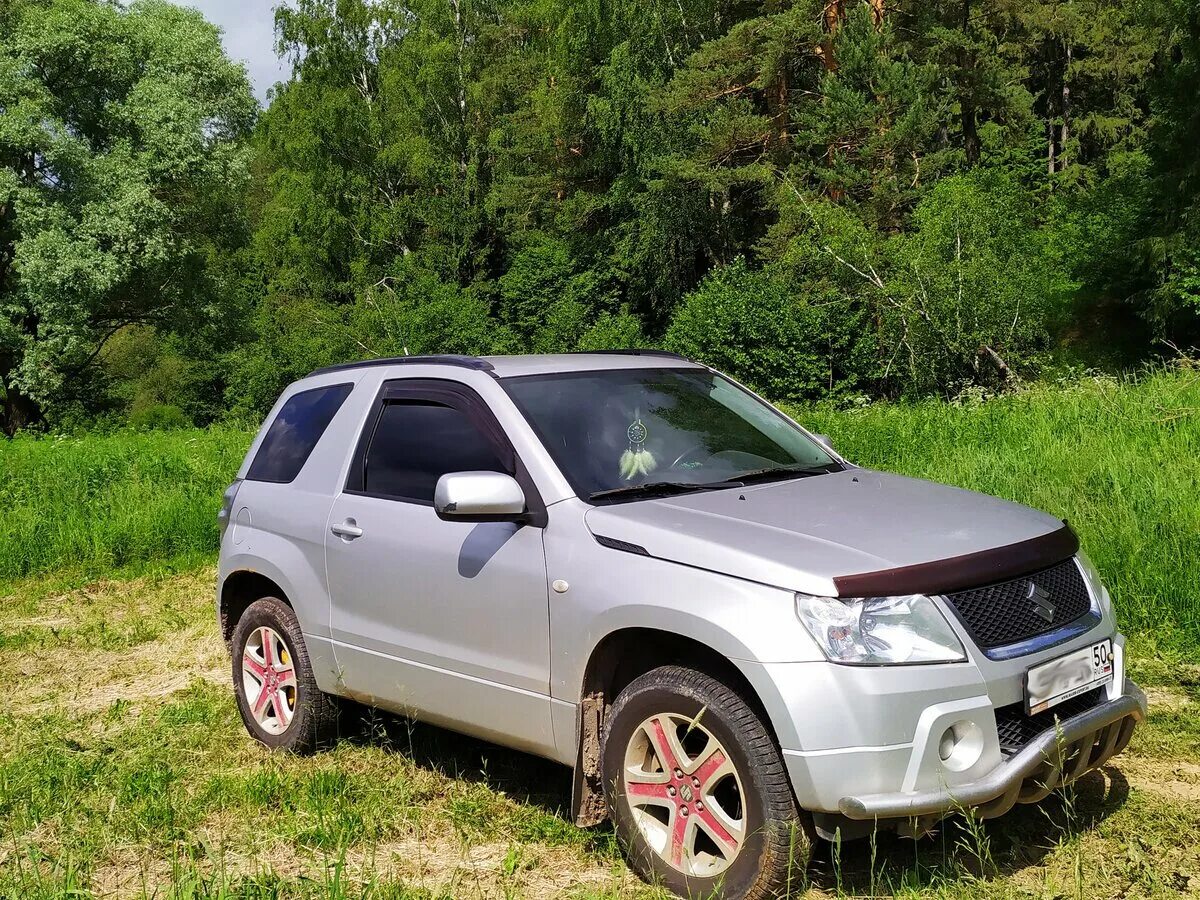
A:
[324,377,556,758]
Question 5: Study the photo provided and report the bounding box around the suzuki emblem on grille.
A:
[1028,582,1055,622]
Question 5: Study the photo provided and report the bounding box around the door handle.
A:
[330,520,364,539]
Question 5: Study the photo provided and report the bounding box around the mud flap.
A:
[571,691,608,827]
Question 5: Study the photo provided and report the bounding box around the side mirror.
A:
[434,471,527,522]
[812,433,836,452]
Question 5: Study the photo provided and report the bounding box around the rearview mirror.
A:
[434,471,527,522]
[812,433,835,452]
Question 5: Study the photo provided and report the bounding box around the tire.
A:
[231,596,341,753]
[602,665,812,899]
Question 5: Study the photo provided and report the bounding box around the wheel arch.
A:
[219,569,294,643]
[570,625,785,827]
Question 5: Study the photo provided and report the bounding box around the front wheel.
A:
[602,665,812,899]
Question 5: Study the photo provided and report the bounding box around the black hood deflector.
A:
[832,524,1079,598]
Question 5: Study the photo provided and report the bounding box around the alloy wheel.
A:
[622,712,746,877]
[241,625,297,734]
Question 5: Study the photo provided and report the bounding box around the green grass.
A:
[1,571,1198,898]
[0,427,252,583]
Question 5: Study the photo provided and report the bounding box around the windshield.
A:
[503,367,839,501]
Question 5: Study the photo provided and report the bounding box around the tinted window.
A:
[364,401,507,501]
[246,383,353,483]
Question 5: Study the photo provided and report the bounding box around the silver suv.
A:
[217,352,1145,899]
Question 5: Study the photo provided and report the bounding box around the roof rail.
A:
[307,355,494,377]
[564,349,691,361]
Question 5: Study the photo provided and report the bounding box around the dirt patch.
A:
[0,570,226,715]
[89,833,640,899]
[1123,757,1200,803]
[90,848,174,899]
[1144,685,1194,711]
[342,837,635,899]
[4,622,227,715]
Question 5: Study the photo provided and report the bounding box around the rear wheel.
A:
[602,665,812,899]
[231,596,341,753]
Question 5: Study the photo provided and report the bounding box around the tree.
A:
[792,171,1071,395]
[10,0,1177,425]
[0,0,255,433]
[1112,0,1200,337]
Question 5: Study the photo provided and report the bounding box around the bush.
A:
[498,233,625,352]
[664,258,873,401]
[879,171,1071,392]
[577,311,645,350]
[128,404,192,430]
[224,261,518,418]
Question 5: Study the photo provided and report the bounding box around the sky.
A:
[180,0,287,104]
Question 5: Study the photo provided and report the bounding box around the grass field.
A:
[2,571,1198,899]
[0,427,251,583]
[1,366,1198,897]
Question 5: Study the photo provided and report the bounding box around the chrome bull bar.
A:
[839,679,1147,822]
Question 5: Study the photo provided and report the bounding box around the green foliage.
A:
[497,233,626,352]
[880,171,1072,391]
[224,259,513,415]
[127,404,191,431]
[3,0,1199,426]
[0,0,256,432]
[666,258,874,400]
[240,0,1187,412]
[1106,0,1200,338]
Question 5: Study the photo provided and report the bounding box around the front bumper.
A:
[838,678,1146,821]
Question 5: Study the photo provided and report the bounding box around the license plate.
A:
[1025,639,1114,715]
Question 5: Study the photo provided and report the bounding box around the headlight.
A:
[795,592,966,665]
[1076,551,1113,617]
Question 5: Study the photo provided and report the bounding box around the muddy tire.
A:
[602,665,812,899]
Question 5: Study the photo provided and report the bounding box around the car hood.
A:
[583,468,1066,597]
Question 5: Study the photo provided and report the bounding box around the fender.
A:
[219,543,342,695]
[564,602,814,826]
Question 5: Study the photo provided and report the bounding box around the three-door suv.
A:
[218,352,1145,899]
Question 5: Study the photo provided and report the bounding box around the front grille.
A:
[994,689,1104,755]
[943,558,1092,650]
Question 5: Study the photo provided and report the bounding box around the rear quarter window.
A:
[246,383,354,483]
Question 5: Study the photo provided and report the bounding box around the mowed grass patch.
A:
[786,365,1200,659]
[0,571,642,899]
[0,427,252,583]
[1,572,1199,898]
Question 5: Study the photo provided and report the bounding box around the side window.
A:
[363,401,507,502]
[246,383,353,483]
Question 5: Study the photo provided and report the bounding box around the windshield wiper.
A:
[589,480,743,501]
[721,461,842,484]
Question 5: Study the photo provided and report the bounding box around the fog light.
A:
[937,720,984,772]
